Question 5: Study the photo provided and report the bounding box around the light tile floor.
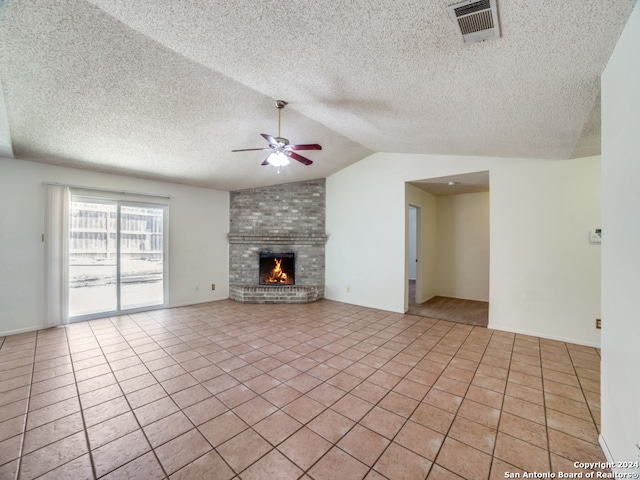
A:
[0,300,606,479]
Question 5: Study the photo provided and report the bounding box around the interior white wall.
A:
[325,157,406,309]
[326,153,602,346]
[0,157,230,336]
[489,156,601,345]
[600,4,640,470]
[435,192,490,301]
[408,206,417,280]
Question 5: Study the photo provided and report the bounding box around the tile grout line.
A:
[425,323,498,479]
[86,315,171,479]
[63,325,100,480]
[568,347,602,438]
[394,321,481,479]
[13,331,38,480]
[539,336,554,474]
[541,340,557,474]
[486,330,516,479]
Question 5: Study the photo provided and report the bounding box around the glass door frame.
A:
[68,194,169,322]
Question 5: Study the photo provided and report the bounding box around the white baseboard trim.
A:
[600,434,615,464]
[0,324,44,337]
[487,322,601,348]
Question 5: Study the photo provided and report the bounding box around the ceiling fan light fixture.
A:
[267,152,290,167]
[231,100,321,167]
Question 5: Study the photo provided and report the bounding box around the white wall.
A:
[326,153,602,346]
[408,206,417,280]
[435,192,490,301]
[489,156,601,345]
[325,157,407,309]
[600,4,640,471]
[0,157,230,336]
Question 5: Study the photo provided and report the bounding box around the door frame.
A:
[68,195,169,322]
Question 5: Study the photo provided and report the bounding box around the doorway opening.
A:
[406,172,490,327]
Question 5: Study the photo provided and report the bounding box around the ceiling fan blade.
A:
[261,133,278,145]
[231,147,271,152]
[286,151,313,166]
[290,144,322,151]
[261,156,271,166]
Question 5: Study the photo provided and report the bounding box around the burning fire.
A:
[265,257,289,284]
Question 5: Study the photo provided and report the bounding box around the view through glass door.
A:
[68,197,166,320]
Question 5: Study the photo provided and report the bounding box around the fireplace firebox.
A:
[259,252,295,285]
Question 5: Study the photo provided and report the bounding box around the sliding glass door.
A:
[68,197,167,320]
[119,204,165,310]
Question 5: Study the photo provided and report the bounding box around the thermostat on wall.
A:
[589,228,602,244]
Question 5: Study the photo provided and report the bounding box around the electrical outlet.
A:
[195,285,199,292]
[596,318,601,329]
[346,285,350,293]
[211,284,215,291]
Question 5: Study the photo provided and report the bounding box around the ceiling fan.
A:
[232,100,321,167]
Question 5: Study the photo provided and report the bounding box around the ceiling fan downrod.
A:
[275,100,287,138]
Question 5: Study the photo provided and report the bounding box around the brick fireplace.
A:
[228,179,326,303]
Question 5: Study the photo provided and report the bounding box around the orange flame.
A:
[265,258,289,284]
[265,258,289,283]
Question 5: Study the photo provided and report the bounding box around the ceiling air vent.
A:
[447,0,500,44]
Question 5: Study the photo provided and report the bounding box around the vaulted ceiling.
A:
[0,0,633,190]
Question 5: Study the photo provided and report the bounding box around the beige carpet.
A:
[408,281,488,327]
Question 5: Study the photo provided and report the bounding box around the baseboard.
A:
[0,324,43,337]
[487,322,601,348]
[599,434,614,464]
[433,294,490,303]
[167,297,229,309]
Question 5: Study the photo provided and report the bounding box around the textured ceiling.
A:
[411,171,490,196]
[0,0,634,191]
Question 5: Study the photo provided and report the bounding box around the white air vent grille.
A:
[447,0,501,44]
[457,9,493,35]
[453,0,490,17]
